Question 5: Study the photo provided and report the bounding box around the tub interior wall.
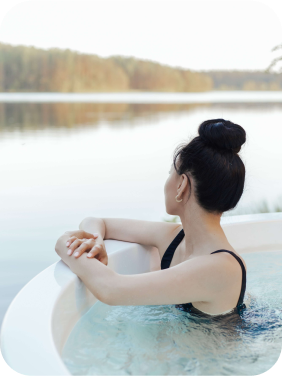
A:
[52,242,153,356]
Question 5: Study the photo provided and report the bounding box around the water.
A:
[62,250,282,375]
[1,93,282,326]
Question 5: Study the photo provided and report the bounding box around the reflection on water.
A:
[1,102,282,132]
[0,102,202,131]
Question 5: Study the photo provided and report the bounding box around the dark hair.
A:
[173,118,246,214]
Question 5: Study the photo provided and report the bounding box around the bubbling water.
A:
[62,250,282,375]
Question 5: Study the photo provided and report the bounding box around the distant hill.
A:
[0,42,281,92]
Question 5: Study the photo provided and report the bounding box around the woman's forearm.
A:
[79,217,106,238]
[55,233,116,303]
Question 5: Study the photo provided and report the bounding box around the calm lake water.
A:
[1,91,282,326]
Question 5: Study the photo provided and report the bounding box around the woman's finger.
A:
[67,239,83,255]
[84,231,99,239]
[65,230,99,240]
[65,232,98,245]
[73,239,95,258]
[66,236,78,247]
[86,244,101,258]
[87,244,102,258]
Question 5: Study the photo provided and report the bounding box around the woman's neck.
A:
[178,207,230,257]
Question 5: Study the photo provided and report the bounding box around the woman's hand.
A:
[64,230,108,265]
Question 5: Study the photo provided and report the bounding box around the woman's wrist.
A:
[79,217,106,239]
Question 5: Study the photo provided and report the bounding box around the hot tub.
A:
[1,213,282,375]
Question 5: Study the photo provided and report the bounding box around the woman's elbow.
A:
[85,283,114,306]
[101,293,114,306]
[100,277,120,306]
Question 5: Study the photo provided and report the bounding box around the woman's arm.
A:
[55,233,116,303]
[106,253,236,306]
[56,234,236,307]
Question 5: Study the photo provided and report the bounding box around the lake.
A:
[1,91,282,326]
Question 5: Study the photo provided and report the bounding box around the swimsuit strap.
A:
[161,232,247,313]
[161,228,185,269]
[211,250,246,308]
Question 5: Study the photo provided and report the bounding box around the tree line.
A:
[0,42,281,92]
[205,70,282,91]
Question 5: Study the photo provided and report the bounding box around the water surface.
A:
[62,250,282,375]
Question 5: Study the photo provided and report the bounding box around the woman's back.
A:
[161,227,247,316]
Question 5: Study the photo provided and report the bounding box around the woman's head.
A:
[164,118,246,216]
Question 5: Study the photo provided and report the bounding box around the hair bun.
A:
[198,118,246,154]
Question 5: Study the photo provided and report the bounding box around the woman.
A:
[55,118,247,317]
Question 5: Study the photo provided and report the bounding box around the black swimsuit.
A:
[161,228,247,317]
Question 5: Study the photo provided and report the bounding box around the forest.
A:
[0,42,281,92]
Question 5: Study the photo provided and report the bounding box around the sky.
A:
[0,0,281,71]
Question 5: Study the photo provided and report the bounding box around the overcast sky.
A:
[0,0,281,71]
